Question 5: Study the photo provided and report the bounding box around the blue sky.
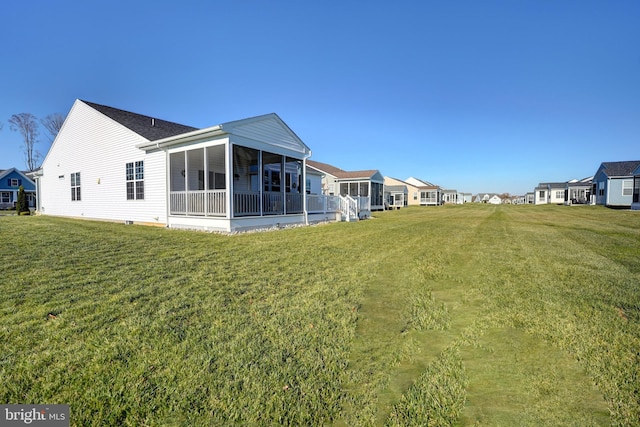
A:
[1,1,638,195]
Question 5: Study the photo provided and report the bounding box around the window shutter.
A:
[18,179,22,186]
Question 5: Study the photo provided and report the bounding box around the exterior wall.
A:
[548,186,565,204]
[534,188,547,204]
[593,171,607,205]
[39,100,167,225]
[606,178,633,206]
[306,170,323,195]
[319,174,338,195]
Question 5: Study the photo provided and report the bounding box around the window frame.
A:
[126,160,144,200]
[70,172,81,201]
[622,179,632,197]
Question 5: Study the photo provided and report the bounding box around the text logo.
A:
[1,405,69,426]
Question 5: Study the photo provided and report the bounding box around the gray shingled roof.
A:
[82,100,198,141]
[600,160,640,177]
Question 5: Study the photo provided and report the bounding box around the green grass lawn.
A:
[1,205,638,426]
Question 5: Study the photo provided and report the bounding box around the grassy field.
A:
[1,205,638,426]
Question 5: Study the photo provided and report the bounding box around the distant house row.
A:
[531,160,640,210]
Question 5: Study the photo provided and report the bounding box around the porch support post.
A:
[226,142,233,219]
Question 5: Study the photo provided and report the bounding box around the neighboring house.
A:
[474,193,502,204]
[564,176,593,205]
[307,160,384,212]
[441,189,459,204]
[525,192,535,204]
[382,181,408,209]
[384,177,423,207]
[37,99,349,232]
[0,168,36,209]
[593,160,640,208]
[405,177,442,206]
[512,195,526,205]
[460,193,473,204]
[534,182,566,205]
[305,167,324,196]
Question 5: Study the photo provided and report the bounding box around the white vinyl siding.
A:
[39,100,166,224]
[70,172,81,201]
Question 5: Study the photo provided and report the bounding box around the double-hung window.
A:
[622,180,632,197]
[71,172,81,201]
[10,179,19,187]
[1,192,10,203]
[126,161,144,200]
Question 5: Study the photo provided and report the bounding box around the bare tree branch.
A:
[41,113,65,142]
[9,113,41,171]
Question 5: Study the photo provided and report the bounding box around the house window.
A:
[539,190,545,199]
[10,179,19,187]
[413,192,417,200]
[598,181,604,197]
[555,191,564,199]
[1,192,10,203]
[622,180,632,197]
[126,161,144,200]
[71,172,81,201]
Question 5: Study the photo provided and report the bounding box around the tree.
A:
[41,113,64,142]
[16,185,29,215]
[9,113,40,171]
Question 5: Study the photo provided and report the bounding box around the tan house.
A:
[384,176,443,206]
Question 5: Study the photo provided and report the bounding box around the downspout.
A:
[303,150,312,226]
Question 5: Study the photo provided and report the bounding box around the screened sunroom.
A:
[168,145,304,218]
[138,113,312,232]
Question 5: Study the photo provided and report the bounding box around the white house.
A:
[534,182,566,205]
[38,99,346,232]
[474,193,502,204]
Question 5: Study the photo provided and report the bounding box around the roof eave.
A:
[136,125,225,151]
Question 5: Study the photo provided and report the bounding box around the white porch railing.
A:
[263,191,284,215]
[234,191,261,216]
[286,193,304,214]
[170,190,226,216]
[170,191,346,218]
[307,194,341,213]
